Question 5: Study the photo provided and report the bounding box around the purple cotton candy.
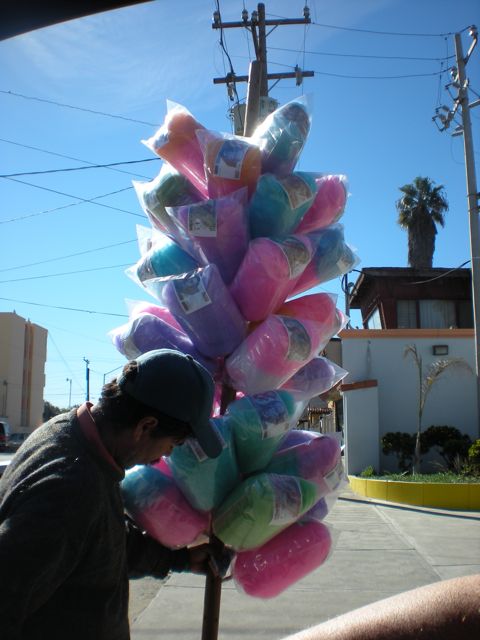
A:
[281,356,347,401]
[225,314,329,395]
[167,188,250,285]
[229,234,313,322]
[158,263,247,359]
[265,434,342,496]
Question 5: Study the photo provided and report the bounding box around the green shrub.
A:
[360,465,376,478]
[466,439,480,477]
[422,426,472,471]
[381,432,417,471]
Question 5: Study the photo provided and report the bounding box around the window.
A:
[419,300,456,328]
[397,300,417,328]
[366,308,382,329]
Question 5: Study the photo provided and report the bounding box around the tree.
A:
[396,176,448,269]
[404,344,472,473]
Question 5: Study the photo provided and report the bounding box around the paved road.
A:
[130,487,480,639]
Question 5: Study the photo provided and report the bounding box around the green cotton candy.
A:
[169,417,240,512]
[226,390,298,475]
[213,473,318,551]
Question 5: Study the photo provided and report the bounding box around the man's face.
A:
[123,418,186,468]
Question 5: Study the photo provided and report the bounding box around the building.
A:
[348,267,473,330]
[335,267,477,475]
[0,312,47,433]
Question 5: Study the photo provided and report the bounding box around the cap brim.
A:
[194,419,223,458]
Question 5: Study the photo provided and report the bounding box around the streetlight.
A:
[66,378,72,408]
[103,365,124,386]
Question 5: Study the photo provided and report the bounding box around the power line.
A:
[0,89,159,126]
[311,68,449,80]
[1,179,144,221]
[0,137,154,179]
[268,45,455,62]
[0,239,137,273]
[0,158,159,178]
[0,296,129,317]
[310,20,467,38]
[0,263,132,284]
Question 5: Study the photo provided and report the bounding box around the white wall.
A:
[343,384,380,475]
[340,329,477,473]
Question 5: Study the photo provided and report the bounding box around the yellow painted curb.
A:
[348,476,480,511]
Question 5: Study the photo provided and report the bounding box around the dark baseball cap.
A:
[117,349,222,458]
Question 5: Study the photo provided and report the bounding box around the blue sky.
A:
[0,0,479,409]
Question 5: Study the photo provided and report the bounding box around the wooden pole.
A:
[200,384,236,640]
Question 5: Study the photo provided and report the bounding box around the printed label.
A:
[188,202,217,237]
[270,476,302,525]
[173,274,211,314]
[324,459,345,492]
[280,316,312,361]
[186,437,208,462]
[336,245,353,274]
[136,256,157,282]
[213,140,248,180]
[249,391,290,439]
[278,174,313,210]
[278,236,311,279]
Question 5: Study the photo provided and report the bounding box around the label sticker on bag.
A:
[214,140,248,180]
[324,459,345,492]
[188,202,217,237]
[278,236,311,279]
[270,477,302,525]
[280,316,312,361]
[278,174,313,210]
[173,274,211,314]
[249,391,290,439]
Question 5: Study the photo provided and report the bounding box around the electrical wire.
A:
[268,45,455,62]
[310,20,466,38]
[1,179,143,221]
[0,239,137,273]
[405,261,471,285]
[0,137,153,179]
[0,296,129,317]
[0,90,159,126]
[311,68,449,80]
[0,158,159,178]
[0,263,132,284]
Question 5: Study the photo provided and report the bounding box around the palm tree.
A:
[396,177,449,269]
[404,344,472,473]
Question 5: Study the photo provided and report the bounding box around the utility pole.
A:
[83,358,90,402]
[434,26,480,435]
[66,378,72,408]
[212,3,313,135]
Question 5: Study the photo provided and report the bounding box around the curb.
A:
[348,475,480,510]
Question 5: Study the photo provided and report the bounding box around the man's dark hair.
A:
[96,361,194,440]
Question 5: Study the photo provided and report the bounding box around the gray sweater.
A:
[0,410,188,640]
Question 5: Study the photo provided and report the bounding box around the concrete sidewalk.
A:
[131,488,480,639]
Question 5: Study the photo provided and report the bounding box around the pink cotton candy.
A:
[233,520,332,598]
[229,235,313,322]
[225,314,328,395]
[295,175,347,234]
[128,301,183,332]
[121,461,209,549]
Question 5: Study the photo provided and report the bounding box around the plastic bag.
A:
[281,356,348,401]
[196,129,261,199]
[265,433,344,497]
[169,417,239,512]
[251,95,312,176]
[108,312,218,375]
[226,390,303,475]
[121,462,209,549]
[126,226,201,288]
[229,234,313,322]
[146,263,247,359]
[276,293,347,338]
[133,163,204,235]
[213,473,319,551]
[248,171,318,239]
[167,187,249,285]
[124,299,183,332]
[225,313,336,395]
[291,224,360,295]
[233,519,332,598]
[295,174,348,234]
[142,101,208,197]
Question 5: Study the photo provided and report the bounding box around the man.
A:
[0,349,223,640]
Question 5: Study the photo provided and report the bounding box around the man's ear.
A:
[133,416,158,440]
